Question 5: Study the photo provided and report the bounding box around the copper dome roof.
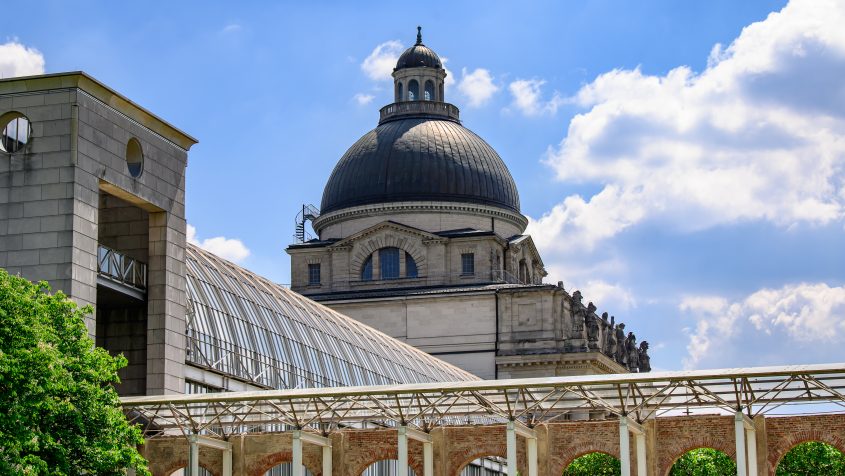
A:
[395,27,443,71]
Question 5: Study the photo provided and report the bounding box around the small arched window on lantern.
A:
[424,80,434,101]
[408,80,419,101]
[396,82,403,102]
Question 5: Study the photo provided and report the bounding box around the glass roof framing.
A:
[185,245,476,390]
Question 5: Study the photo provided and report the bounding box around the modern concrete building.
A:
[288,30,651,380]
[0,72,475,402]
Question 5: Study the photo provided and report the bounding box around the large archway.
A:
[359,459,417,476]
[459,456,508,475]
[263,463,314,476]
[168,467,215,476]
[776,441,845,475]
[562,452,621,476]
[668,448,736,476]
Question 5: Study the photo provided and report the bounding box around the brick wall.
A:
[765,414,845,474]
[653,415,736,476]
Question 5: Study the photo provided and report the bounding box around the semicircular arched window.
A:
[397,82,403,102]
[406,252,418,278]
[361,256,373,281]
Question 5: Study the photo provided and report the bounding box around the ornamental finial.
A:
[416,26,423,45]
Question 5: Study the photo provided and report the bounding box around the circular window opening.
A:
[0,113,31,154]
[126,137,144,178]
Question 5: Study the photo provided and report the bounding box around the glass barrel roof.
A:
[185,244,478,389]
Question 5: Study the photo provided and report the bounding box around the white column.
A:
[423,441,433,476]
[746,427,758,476]
[506,421,518,476]
[398,426,409,476]
[735,412,748,476]
[222,447,233,476]
[635,433,646,476]
[292,430,304,476]
[526,435,538,476]
[619,417,631,476]
[322,445,332,476]
[188,436,200,476]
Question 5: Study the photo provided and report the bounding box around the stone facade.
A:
[0,72,196,395]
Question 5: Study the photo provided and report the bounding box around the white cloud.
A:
[508,79,564,116]
[353,93,374,106]
[0,41,45,78]
[187,224,251,264]
[361,40,403,81]
[440,57,456,90]
[531,0,845,252]
[580,279,637,312]
[457,68,499,107]
[221,23,242,34]
[681,283,845,369]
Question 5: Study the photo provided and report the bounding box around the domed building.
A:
[288,29,651,379]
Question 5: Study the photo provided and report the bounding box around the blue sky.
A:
[6,0,845,371]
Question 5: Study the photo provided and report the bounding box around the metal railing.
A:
[299,269,539,294]
[379,101,460,124]
[97,245,147,291]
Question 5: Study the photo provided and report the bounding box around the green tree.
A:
[669,448,736,476]
[563,452,621,476]
[0,269,149,475]
[777,441,845,476]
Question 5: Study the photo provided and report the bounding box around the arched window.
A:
[439,83,444,101]
[406,252,418,278]
[408,80,419,101]
[424,80,434,101]
[397,82,403,102]
[380,247,400,279]
[519,259,529,284]
[361,256,373,281]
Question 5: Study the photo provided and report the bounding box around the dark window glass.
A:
[406,252,418,278]
[424,80,434,101]
[397,82,403,102]
[461,253,475,276]
[361,256,373,281]
[380,247,400,279]
[308,263,320,285]
[408,80,419,101]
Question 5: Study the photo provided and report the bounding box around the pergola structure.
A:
[122,363,845,476]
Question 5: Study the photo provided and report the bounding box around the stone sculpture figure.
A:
[626,332,639,372]
[586,302,600,349]
[614,323,626,364]
[638,341,651,373]
[605,315,617,358]
[570,290,585,333]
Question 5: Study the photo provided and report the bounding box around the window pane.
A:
[380,248,400,279]
[406,252,418,278]
[361,256,373,280]
[408,80,419,101]
[308,263,320,285]
[461,253,475,275]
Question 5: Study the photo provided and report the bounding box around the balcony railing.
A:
[379,101,460,124]
[97,245,147,291]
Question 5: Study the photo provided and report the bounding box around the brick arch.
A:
[344,431,424,476]
[248,451,323,476]
[450,451,509,476]
[768,431,845,473]
[160,463,218,476]
[660,445,736,476]
[553,448,621,476]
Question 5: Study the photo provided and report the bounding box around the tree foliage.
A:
[669,448,736,476]
[776,441,845,476]
[563,452,621,476]
[0,269,149,475]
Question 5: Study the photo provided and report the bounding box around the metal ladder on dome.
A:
[294,204,320,243]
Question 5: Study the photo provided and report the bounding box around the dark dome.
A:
[395,44,442,70]
[321,118,521,214]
